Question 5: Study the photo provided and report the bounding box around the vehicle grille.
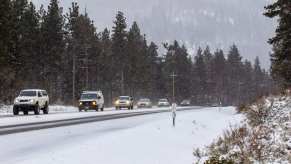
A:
[20,100,29,102]
[82,101,92,106]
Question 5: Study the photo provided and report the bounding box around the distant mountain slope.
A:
[33,0,275,68]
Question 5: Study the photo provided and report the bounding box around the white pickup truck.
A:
[13,89,49,115]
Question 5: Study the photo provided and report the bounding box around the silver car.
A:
[158,98,170,107]
[137,98,152,108]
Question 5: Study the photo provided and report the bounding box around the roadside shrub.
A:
[195,95,291,163]
[204,155,234,164]
[193,148,206,164]
[236,104,247,113]
[245,98,273,126]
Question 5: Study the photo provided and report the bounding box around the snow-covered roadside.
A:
[0,105,79,115]
[0,104,11,115]
[0,107,243,164]
[200,96,291,163]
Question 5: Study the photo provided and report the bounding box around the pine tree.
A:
[163,41,192,102]
[126,22,152,97]
[111,11,127,95]
[6,0,30,102]
[203,46,213,102]
[0,0,11,65]
[100,28,114,104]
[65,2,100,103]
[40,0,65,102]
[63,2,80,104]
[264,1,291,87]
[211,49,226,104]
[9,0,29,71]
[19,2,40,87]
[0,0,12,102]
[253,57,265,98]
[147,42,160,98]
[193,47,207,104]
[241,59,254,103]
[226,44,243,105]
[139,35,151,96]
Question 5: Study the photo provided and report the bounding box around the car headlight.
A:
[14,99,19,103]
[92,101,97,106]
[126,101,130,105]
[115,100,119,105]
[29,99,34,103]
[79,102,83,106]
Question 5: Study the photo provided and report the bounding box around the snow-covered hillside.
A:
[32,0,275,68]
[199,95,291,163]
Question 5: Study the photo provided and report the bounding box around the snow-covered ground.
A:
[0,105,79,115]
[0,107,243,164]
[198,96,291,163]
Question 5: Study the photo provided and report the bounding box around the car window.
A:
[81,93,97,100]
[140,99,149,102]
[38,92,42,97]
[19,91,37,97]
[42,91,48,96]
[119,96,130,100]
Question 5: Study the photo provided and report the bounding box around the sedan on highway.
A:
[115,96,134,110]
[180,99,191,106]
[158,98,170,107]
[137,98,152,108]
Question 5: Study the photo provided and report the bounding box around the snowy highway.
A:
[0,106,243,164]
[0,106,196,135]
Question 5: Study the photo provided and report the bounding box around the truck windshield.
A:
[119,96,130,100]
[139,99,149,102]
[20,91,37,97]
[81,94,97,100]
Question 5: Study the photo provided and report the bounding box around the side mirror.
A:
[97,96,101,99]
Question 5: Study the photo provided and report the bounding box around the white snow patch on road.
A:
[0,107,243,164]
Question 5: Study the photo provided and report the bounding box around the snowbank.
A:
[200,96,291,163]
[0,105,78,114]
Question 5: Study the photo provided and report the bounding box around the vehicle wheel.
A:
[43,103,49,114]
[79,109,82,112]
[131,106,134,110]
[101,105,104,111]
[13,106,19,115]
[34,104,40,115]
[23,111,29,115]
